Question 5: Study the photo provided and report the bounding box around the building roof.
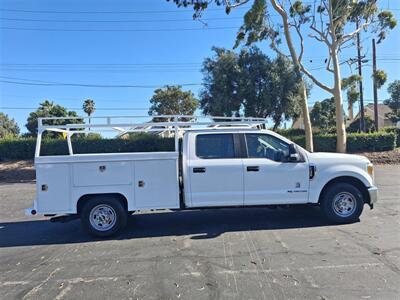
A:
[355,103,392,120]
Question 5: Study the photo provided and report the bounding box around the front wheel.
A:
[81,196,127,237]
[320,182,364,224]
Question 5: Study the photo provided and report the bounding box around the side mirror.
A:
[288,144,300,162]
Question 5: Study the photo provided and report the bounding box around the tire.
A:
[320,182,364,224]
[80,196,127,237]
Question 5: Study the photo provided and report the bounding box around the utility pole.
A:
[356,19,365,132]
[372,38,379,131]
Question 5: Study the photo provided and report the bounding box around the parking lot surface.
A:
[0,165,399,299]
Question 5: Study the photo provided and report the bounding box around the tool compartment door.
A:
[72,161,132,187]
[134,159,179,209]
[36,163,71,213]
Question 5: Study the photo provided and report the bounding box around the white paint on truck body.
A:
[30,126,376,216]
[306,152,373,203]
[34,152,179,214]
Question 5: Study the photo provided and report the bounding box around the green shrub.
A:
[0,135,174,160]
[347,116,376,133]
[289,134,336,152]
[347,132,395,152]
[0,131,396,160]
[382,127,400,147]
[275,128,305,138]
[320,127,337,134]
[0,137,37,160]
[289,132,395,152]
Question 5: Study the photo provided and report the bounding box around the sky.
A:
[1,0,399,133]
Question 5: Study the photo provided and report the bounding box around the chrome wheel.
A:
[89,204,117,231]
[332,192,357,217]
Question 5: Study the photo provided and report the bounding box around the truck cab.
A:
[26,116,378,237]
[183,128,376,208]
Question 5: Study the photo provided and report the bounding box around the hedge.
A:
[382,127,400,147]
[0,135,175,160]
[278,127,400,149]
[290,132,396,153]
[0,131,396,160]
[275,128,305,138]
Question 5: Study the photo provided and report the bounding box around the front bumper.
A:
[368,186,378,205]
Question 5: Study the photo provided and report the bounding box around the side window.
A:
[245,133,289,161]
[196,134,235,159]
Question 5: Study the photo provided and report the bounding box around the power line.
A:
[0,80,202,88]
[0,62,203,66]
[0,56,398,68]
[0,68,202,73]
[0,75,202,88]
[0,7,247,14]
[0,4,397,14]
[0,16,243,23]
[1,57,397,65]
[0,26,238,32]
[0,93,152,103]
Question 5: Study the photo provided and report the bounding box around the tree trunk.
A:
[331,48,347,153]
[272,116,281,131]
[269,0,314,152]
[300,84,314,152]
[348,103,354,121]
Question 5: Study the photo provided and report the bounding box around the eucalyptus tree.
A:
[168,0,396,152]
[200,47,242,117]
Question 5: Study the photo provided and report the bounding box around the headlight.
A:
[367,163,374,181]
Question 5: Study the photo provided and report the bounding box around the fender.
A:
[308,164,373,203]
[72,186,133,214]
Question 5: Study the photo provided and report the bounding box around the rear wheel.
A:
[81,196,127,237]
[320,182,364,224]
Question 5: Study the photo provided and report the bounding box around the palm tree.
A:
[82,99,95,130]
[347,85,359,122]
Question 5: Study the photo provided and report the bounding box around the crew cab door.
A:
[187,133,243,207]
[242,133,309,205]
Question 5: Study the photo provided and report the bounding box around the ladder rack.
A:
[35,115,267,157]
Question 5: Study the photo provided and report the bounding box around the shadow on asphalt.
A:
[0,206,339,248]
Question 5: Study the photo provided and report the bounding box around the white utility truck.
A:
[26,116,378,237]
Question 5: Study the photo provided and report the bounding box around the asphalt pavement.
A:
[0,165,399,300]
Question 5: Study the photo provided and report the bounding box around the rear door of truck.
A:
[185,132,244,207]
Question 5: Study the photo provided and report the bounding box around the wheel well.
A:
[77,193,128,214]
[318,176,370,204]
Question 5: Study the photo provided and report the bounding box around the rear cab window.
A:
[196,134,235,159]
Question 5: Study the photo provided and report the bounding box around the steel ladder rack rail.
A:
[35,115,267,157]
